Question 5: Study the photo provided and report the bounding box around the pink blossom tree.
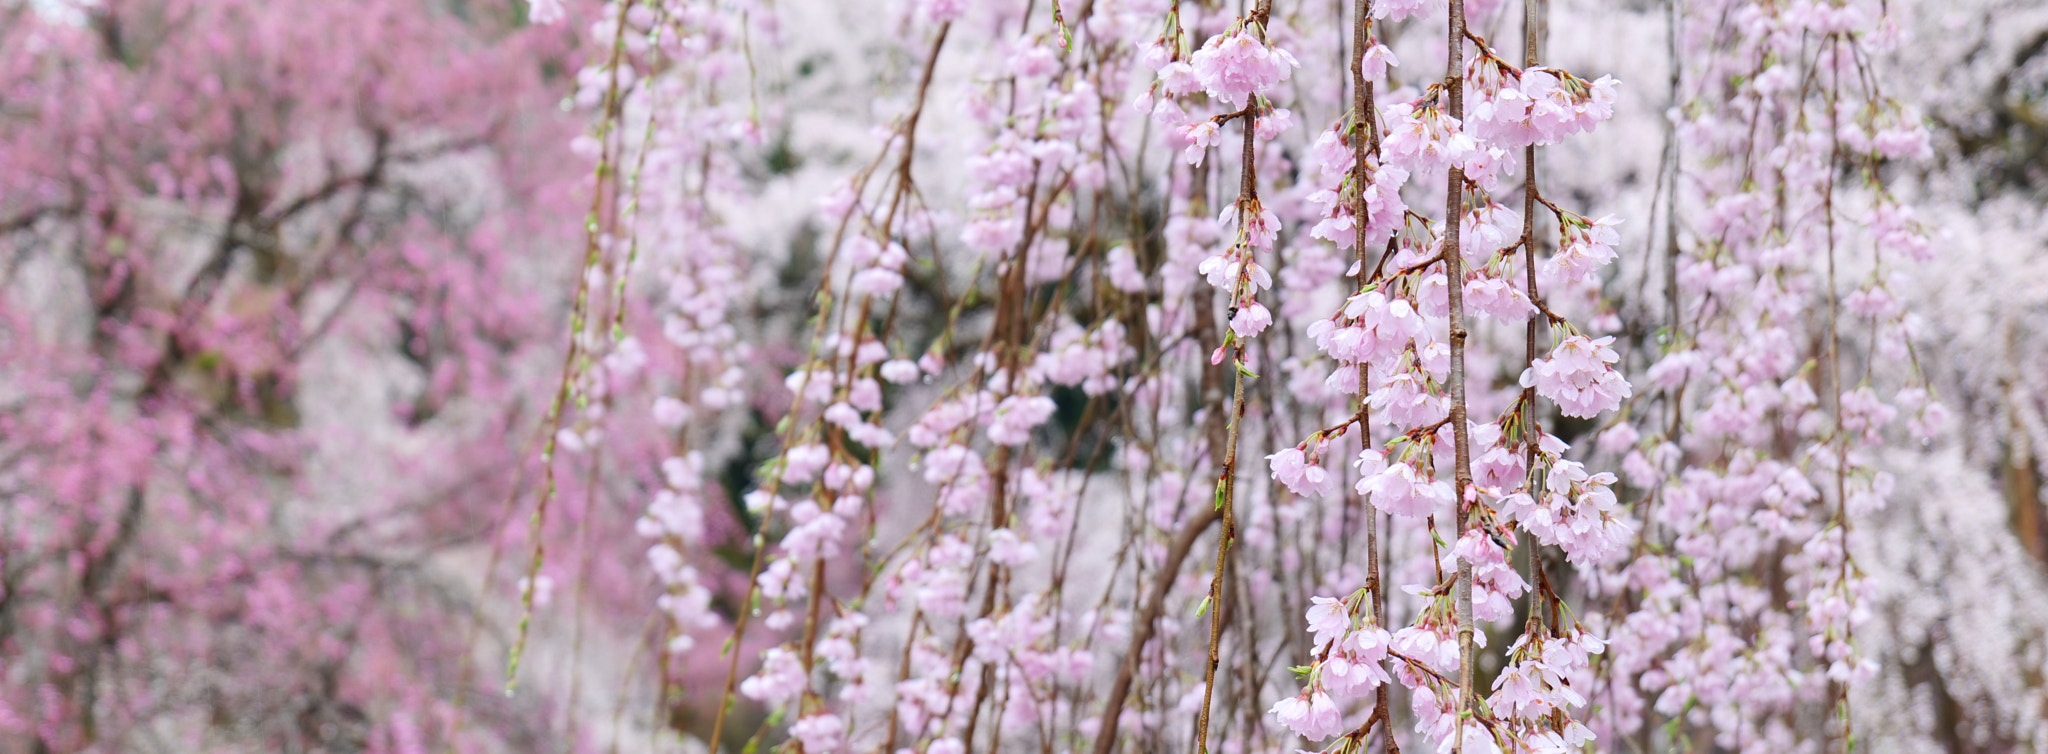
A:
[12,0,2048,751]
[0,1,633,750]
[534,0,2044,750]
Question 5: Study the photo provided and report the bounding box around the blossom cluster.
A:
[541,0,1954,752]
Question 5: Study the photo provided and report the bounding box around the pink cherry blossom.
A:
[1548,213,1623,282]
[1359,459,1453,518]
[529,0,564,24]
[12,0,1996,748]
[1268,690,1343,740]
[1189,27,1300,108]
[1522,335,1632,418]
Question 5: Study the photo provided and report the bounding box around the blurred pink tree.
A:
[0,0,630,750]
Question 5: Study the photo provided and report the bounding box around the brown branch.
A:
[1088,504,1221,754]
[1442,0,1480,750]
[1195,5,1272,749]
[1348,0,1398,748]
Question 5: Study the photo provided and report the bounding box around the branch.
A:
[1089,504,1221,754]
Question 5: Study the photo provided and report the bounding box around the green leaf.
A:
[1051,0,1073,49]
